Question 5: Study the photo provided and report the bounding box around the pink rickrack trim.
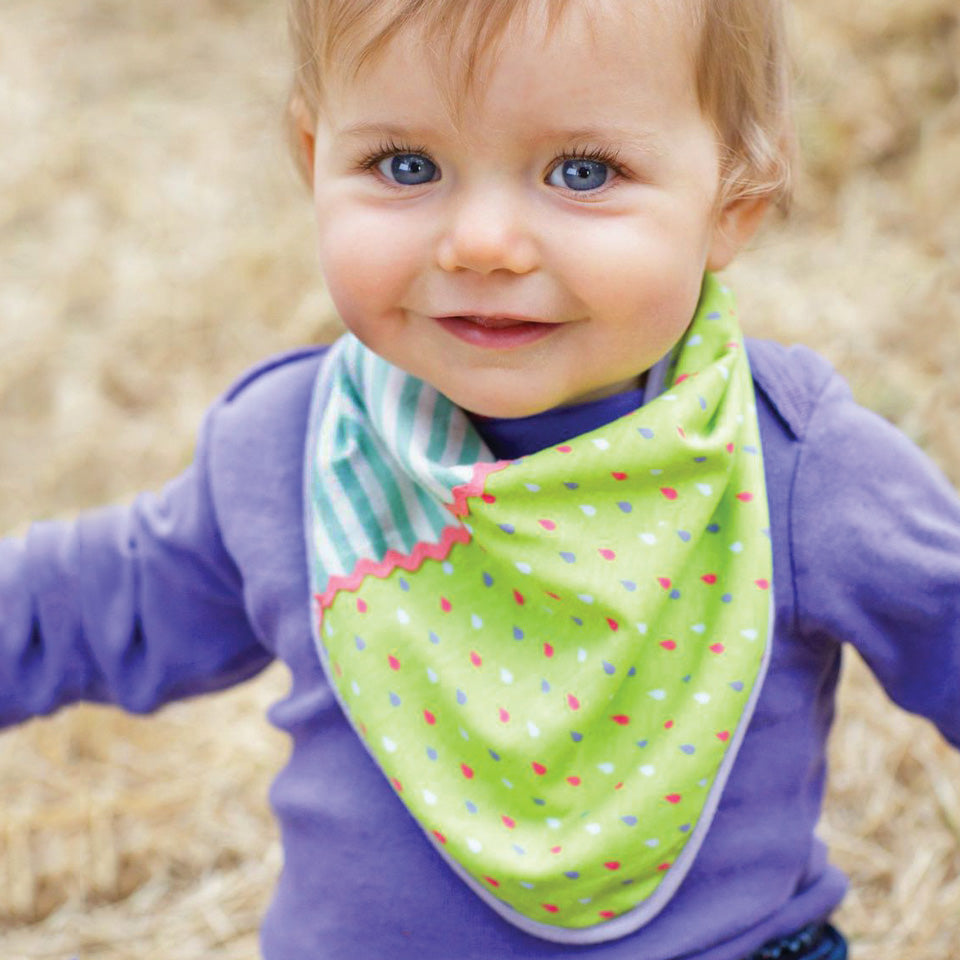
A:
[315,524,470,612]
[315,459,510,613]
[447,460,509,518]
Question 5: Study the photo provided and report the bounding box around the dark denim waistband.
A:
[743,923,847,960]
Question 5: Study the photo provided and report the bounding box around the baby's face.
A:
[307,0,754,418]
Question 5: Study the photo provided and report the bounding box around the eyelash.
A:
[355,139,434,176]
[354,140,628,190]
[547,145,627,183]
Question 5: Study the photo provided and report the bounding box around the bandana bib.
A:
[304,275,773,944]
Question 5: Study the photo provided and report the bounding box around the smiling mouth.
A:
[434,314,557,348]
[441,313,547,327]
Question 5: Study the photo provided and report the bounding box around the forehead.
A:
[316,0,712,168]
[322,0,700,111]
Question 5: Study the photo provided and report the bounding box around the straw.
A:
[1,0,958,956]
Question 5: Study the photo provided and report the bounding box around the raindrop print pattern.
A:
[305,274,772,942]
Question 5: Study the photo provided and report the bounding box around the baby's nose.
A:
[435,188,539,276]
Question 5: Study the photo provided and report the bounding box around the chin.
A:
[450,393,559,420]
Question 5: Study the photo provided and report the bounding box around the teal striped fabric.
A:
[306,335,495,593]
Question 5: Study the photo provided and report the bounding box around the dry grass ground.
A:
[0,1,958,957]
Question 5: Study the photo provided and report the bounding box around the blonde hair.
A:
[287,0,794,211]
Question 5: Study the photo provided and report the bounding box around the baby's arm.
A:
[792,370,960,746]
[0,406,273,727]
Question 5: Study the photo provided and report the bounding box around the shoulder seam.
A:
[746,339,836,442]
[784,367,845,648]
[222,345,329,404]
[201,344,329,609]
[745,339,839,645]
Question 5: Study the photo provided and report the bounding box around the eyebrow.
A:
[337,121,443,142]
[535,126,667,156]
[336,121,667,157]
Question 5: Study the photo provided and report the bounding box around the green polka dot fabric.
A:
[305,274,773,944]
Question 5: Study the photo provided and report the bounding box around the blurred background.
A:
[0,0,958,957]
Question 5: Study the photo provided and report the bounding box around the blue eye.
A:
[377,152,439,185]
[548,158,610,192]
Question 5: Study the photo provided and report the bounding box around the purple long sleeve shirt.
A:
[2,339,959,959]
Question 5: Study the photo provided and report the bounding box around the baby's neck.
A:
[468,382,646,460]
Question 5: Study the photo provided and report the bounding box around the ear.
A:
[706,195,770,272]
[288,94,317,186]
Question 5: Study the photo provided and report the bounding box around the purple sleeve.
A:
[0,405,273,726]
[792,373,960,746]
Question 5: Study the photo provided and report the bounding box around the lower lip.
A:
[435,316,557,349]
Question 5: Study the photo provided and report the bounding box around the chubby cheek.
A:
[557,215,706,340]
[313,201,422,330]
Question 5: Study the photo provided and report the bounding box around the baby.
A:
[3,1,959,958]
